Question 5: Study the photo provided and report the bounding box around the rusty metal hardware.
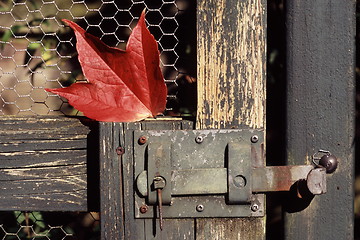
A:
[138,136,147,145]
[116,147,125,155]
[137,166,327,195]
[306,168,327,195]
[139,205,148,214]
[319,154,338,173]
[153,176,166,231]
[312,149,338,173]
[133,129,335,219]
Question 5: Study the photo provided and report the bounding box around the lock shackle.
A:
[312,150,338,173]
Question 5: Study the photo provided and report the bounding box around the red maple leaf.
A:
[46,11,167,122]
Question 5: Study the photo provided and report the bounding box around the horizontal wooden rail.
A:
[0,116,92,211]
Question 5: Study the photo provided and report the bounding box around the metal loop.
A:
[312,149,331,167]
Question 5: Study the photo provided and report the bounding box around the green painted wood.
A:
[285,1,355,239]
[99,120,195,240]
[0,116,89,211]
[121,122,145,240]
[99,122,127,239]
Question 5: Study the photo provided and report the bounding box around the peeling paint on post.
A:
[197,0,266,130]
[196,0,266,238]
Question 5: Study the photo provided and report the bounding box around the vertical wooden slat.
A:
[121,122,146,240]
[285,1,355,239]
[100,122,126,239]
[100,122,147,240]
[196,0,266,239]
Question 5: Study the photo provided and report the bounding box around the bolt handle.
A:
[318,154,338,173]
[153,176,166,231]
[153,176,166,189]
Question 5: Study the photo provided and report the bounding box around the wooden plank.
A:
[144,219,194,239]
[196,0,266,239]
[0,116,90,211]
[100,122,127,239]
[285,1,355,239]
[0,149,86,168]
[121,122,144,240]
[99,120,195,239]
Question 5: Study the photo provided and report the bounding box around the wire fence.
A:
[0,0,195,239]
[0,0,195,116]
[0,211,100,240]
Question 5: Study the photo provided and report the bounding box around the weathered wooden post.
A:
[285,1,355,239]
[196,0,266,239]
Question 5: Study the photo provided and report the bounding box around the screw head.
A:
[196,204,204,212]
[251,135,259,143]
[139,205,148,214]
[116,147,125,155]
[195,135,204,143]
[138,136,147,145]
[251,203,259,212]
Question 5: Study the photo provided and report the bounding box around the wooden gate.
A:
[0,0,355,239]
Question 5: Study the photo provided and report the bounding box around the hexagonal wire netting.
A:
[0,0,196,116]
[0,211,100,239]
[0,0,195,239]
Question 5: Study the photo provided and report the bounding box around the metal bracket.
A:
[133,129,329,219]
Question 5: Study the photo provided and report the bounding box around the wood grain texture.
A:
[196,0,266,239]
[285,1,355,239]
[99,120,195,240]
[196,0,266,129]
[0,116,89,211]
[100,122,127,240]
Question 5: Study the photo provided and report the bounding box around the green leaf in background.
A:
[0,29,12,50]
[30,211,46,229]
[14,211,25,224]
[0,25,19,50]
[0,0,12,11]
[24,42,41,65]
[28,0,39,11]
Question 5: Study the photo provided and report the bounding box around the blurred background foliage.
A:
[0,0,196,116]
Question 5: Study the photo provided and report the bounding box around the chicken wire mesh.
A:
[0,0,196,116]
[0,211,100,240]
[0,0,195,239]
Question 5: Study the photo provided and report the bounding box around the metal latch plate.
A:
[133,129,265,218]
